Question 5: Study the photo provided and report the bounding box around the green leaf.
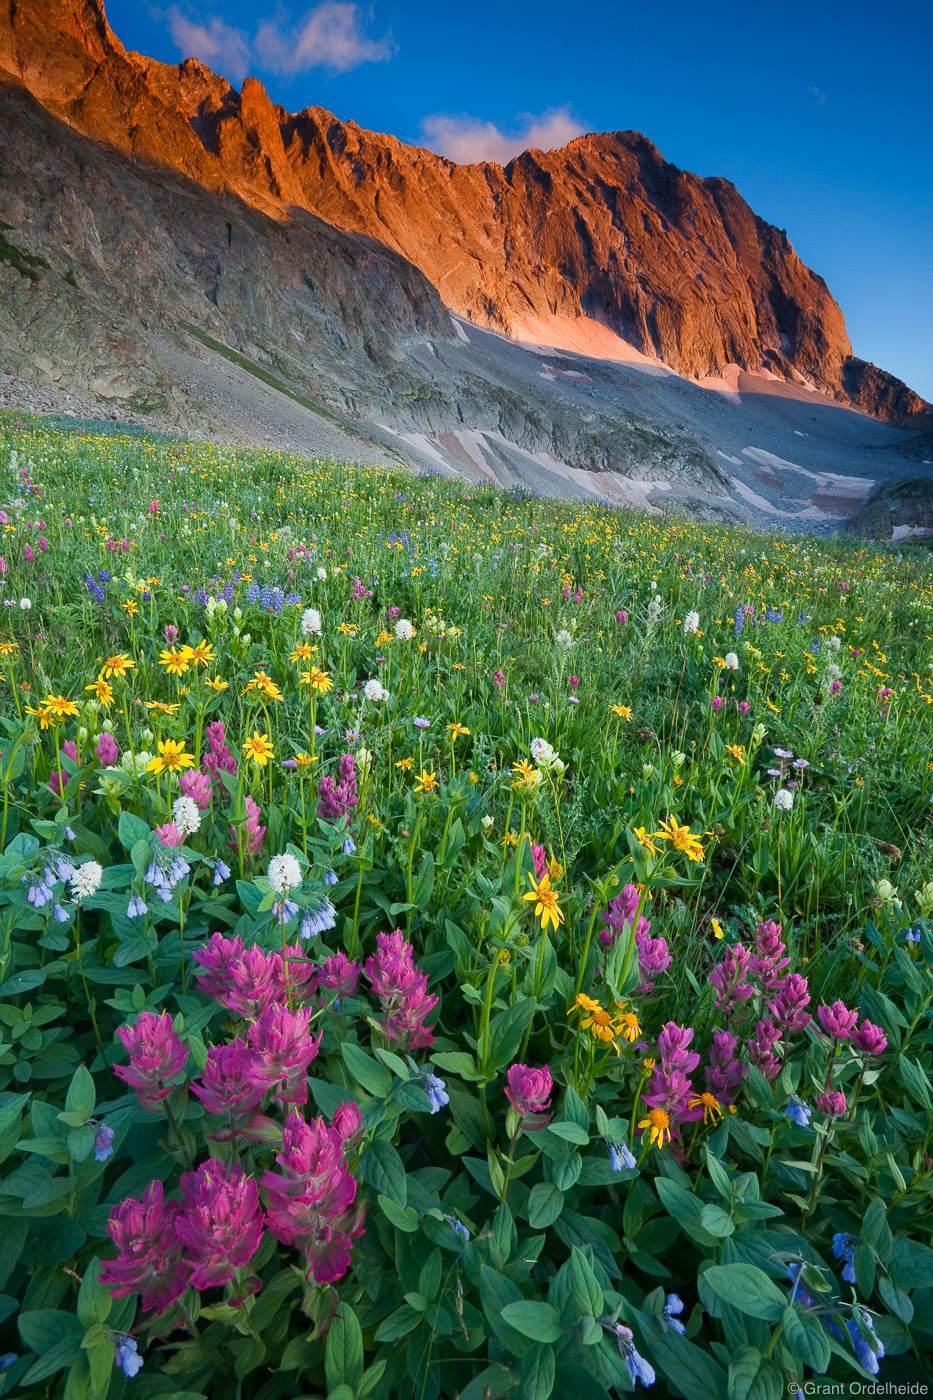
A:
[118,811,150,849]
[527,1182,564,1229]
[486,997,536,1071]
[519,1342,555,1399]
[569,1247,603,1318]
[899,1055,932,1111]
[373,1304,422,1342]
[781,1304,830,1373]
[703,1265,786,1322]
[411,851,435,905]
[500,1300,563,1343]
[360,1140,407,1207]
[18,1307,85,1356]
[325,1302,364,1393]
[547,1121,589,1145]
[655,1177,720,1247]
[77,1259,111,1327]
[341,1041,392,1098]
[378,1193,419,1232]
[700,1204,735,1238]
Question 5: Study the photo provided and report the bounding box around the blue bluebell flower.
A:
[847,1308,884,1375]
[784,1096,812,1127]
[113,1336,143,1378]
[612,1325,655,1386]
[212,859,231,887]
[832,1232,858,1284]
[53,902,70,922]
[343,837,356,856]
[662,1294,686,1334]
[126,895,147,919]
[787,1262,813,1308]
[94,1123,115,1161]
[325,869,338,886]
[609,1141,636,1171]
[444,1213,470,1245]
[424,1074,449,1114]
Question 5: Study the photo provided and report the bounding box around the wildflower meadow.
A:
[0,412,931,1399]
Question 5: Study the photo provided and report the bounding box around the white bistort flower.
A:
[71,861,103,901]
[395,619,415,641]
[315,567,327,581]
[683,611,700,635]
[773,789,794,812]
[267,853,302,894]
[172,795,201,838]
[19,597,31,611]
[301,607,322,636]
[363,679,388,702]
[724,652,739,670]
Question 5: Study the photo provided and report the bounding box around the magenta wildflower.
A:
[113,1011,187,1109]
[261,1109,366,1283]
[851,1020,887,1057]
[154,821,183,848]
[816,1089,847,1118]
[317,754,358,821]
[748,1017,782,1080]
[705,1029,745,1100]
[643,1022,703,1131]
[95,732,120,766]
[738,700,751,714]
[229,795,265,857]
[492,669,506,688]
[332,1100,364,1144]
[99,1181,187,1314]
[817,1001,859,1040]
[248,1002,322,1105]
[270,945,319,1004]
[190,1040,265,1137]
[320,950,362,997]
[709,944,755,1015]
[179,769,213,811]
[615,610,628,625]
[202,721,236,783]
[364,930,438,1050]
[175,1159,265,1289]
[750,920,790,993]
[769,972,812,1032]
[504,1063,553,1121]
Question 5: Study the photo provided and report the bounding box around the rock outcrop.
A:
[0,0,927,425]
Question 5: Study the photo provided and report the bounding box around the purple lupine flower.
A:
[175,1158,265,1288]
[332,1100,364,1144]
[113,1012,187,1109]
[320,950,362,997]
[705,1029,745,1101]
[95,732,120,767]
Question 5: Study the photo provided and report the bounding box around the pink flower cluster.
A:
[643,1022,703,1138]
[113,1011,188,1109]
[364,930,437,1050]
[261,1108,366,1283]
[598,885,670,993]
[318,753,358,821]
[706,921,815,1086]
[194,933,318,1018]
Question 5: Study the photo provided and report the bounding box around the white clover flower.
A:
[395,619,415,641]
[647,598,661,619]
[71,861,103,900]
[724,652,739,670]
[363,679,388,702]
[267,852,302,894]
[683,611,700,635]
[827,663,842,681]
[172,795,201,838]
[301,607,322,636]
[315,567,327,581]
[530,737,565,775]
[773,789,794,812]
[915,881,933,916]
[642,762,654,779]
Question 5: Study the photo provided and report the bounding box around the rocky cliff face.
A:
[0,0,926,425]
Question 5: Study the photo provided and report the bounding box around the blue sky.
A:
[108,1,932,398]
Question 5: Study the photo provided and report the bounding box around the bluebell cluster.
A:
[145,850,190,903]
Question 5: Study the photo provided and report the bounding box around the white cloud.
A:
[255,3,395,75]
[165,8,252,81]
[809,85,828,105]
[419,107,585,165]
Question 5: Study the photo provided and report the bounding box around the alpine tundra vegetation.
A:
[0,412,931,1398]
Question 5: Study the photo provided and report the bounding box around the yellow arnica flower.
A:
[0,641,20,656]
[144,700,180,716]
[638,1107,671,1149]
[242,671,283,702]
[415,769,438,794]
[242,732,274,767]
[653,816,705,863]
[205,676,228,692]
[617,1010,642,1043]
[25,703,54,730]
[293,752,316,768]
[100,653,135,679]
[447,722,471,738]
[568,993,601,1016]
[187,641,215,668]
[634,826,661,856]
[147,739,195,774]
[512,758,537,782]
[43,695,80,720]
[726,744,746,764]
[711,918,725,940]
[301,668,334,694]
[85,673,114,707]
[123,600,138,616]
[611,704,633,721]
[689,1092,724,1125]
[395,756,414,770]
[159,646,190,677]
[523,871,563,933]
[290,643,316,662]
